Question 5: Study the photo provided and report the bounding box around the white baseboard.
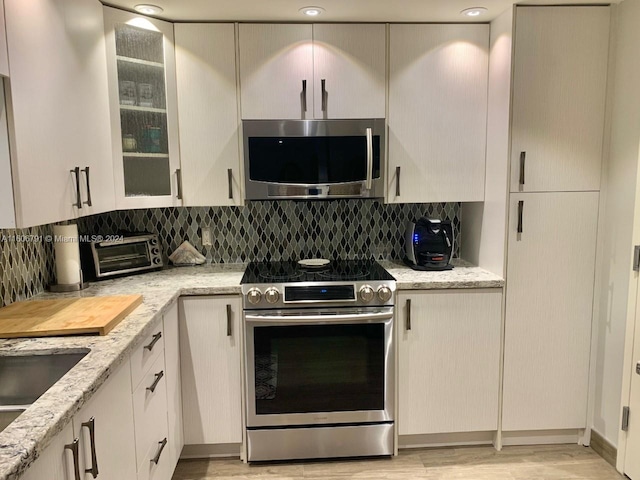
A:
[399,431,495,449]
[501,429,583,446]
[180,443,242,459]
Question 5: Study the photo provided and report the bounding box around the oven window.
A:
[248,136,381,184]
[253,324,385,414]
[95,243,151,273]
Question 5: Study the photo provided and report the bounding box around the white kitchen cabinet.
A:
[0,0,9,77]
[163,301,184,467]
[20,423,76,480]
[180,296,243,445]
[3,0,114,227]
[73,359,137,480]
[510,6,610,193]
[104,7,181,209]
[502,192,599,431]
[0,84,15,228]
[397,289,502,435]
[312,24,386,119]
[175,23,243,206]
[388,24,489,203]
[239,24,386,120]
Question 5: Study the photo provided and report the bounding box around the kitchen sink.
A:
[0,351,88,406]
[0,407,26,433]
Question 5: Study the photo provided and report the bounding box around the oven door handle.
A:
[245,310,394,324]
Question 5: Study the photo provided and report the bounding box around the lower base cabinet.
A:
[163,302,184,467]
[397,289,502,436]
[179,296,243,445]
[21,359,137,480]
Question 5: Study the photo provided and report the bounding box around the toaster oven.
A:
[82,233,163,279]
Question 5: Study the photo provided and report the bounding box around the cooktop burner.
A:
[241,259,394,285]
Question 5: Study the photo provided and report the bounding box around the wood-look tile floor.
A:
[172,444,623,479]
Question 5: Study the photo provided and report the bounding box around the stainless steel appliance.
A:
[241,260,396,461]
[242,119,386,200]
[81,233,163,279]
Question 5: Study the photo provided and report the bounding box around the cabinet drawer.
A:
[133,353,169,470]
[137,434,173,480]
[131,322,165,391]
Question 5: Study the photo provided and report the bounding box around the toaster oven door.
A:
[93,241,153,277]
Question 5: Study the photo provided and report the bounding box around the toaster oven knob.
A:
[265,287,280,304]
[151,248,160,255]
[247,288,262,305]
[378,286,392,302]
[153,257,161,265]
[359,285,375,303]
[150,238,158,246]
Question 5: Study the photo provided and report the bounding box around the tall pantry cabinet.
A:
[502,6,610,433]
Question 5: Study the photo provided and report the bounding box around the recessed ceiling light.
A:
[299,6,325,16]
[460,7,488,17]
[134,4,164,15]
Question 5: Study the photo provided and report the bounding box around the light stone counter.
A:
[0,260,502,480]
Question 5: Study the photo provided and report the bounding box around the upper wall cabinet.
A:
[510,7,610,193]
[388,24,489,204]
[239,24,385,120]
[3,0,114,227]
[104,7,182,209]
[175,23,243,206]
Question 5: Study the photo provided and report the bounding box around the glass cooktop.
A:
[241,259,395,285]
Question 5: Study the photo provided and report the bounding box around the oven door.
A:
[244,307,394,428]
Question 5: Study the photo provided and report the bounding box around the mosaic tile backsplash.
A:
[84,200,460,263]
[0,200,460,307]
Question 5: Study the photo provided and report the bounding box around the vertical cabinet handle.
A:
[81,167,92,207]
[517,201,524,234]
[147,371,164,393]
[365,128,373,190]
[176,169,183,200]
[301,80,307,113]
[151,438,168,465]
[71,167,82,209]
[82,417,99,478]
[519,152,526,186]
[227,169,233,200]
[405,299,411,331]
[65,438,81,480]
[321,79,327,112]
[226,304,232,337]
[395,166,401,197]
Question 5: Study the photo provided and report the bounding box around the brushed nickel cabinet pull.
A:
[65,438,81,480]
[147,370,164,393]
[395,166,401,197]
[82,417,99,478]
[176,169,183,200]
[151,438,168,465]
[517,201,524,234]
[519,152,526,186]
[321,79,327,112]
[405,298,411,331]
[144,332,162,351]
[71,167,82,209]
[226,304,232,337]
[228,168,233,199]
[302,80,307,112]
[81,167,92,207]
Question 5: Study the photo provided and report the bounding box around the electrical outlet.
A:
[201,226,212,246]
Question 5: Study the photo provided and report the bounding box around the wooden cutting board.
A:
[0,295,143,338]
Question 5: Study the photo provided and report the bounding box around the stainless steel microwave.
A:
[243,119,386,200]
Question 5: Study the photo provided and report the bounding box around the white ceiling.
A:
[102,0,614,23]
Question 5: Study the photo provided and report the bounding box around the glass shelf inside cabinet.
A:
[115,23,170,197]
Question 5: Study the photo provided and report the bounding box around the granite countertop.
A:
[0,260,502,480]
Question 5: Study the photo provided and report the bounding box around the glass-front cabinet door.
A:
[103,7,181,208]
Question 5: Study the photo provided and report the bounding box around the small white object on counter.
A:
[52,224,81,285]
[169,240,206,266]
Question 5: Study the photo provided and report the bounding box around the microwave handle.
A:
[366,128,373,190]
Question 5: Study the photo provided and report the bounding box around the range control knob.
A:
[247,288,262,305]
[359,285,375,303]
[265,287,280,304]
[378,285,392,302]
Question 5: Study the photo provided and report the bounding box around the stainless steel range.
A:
[241,259,396,462]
